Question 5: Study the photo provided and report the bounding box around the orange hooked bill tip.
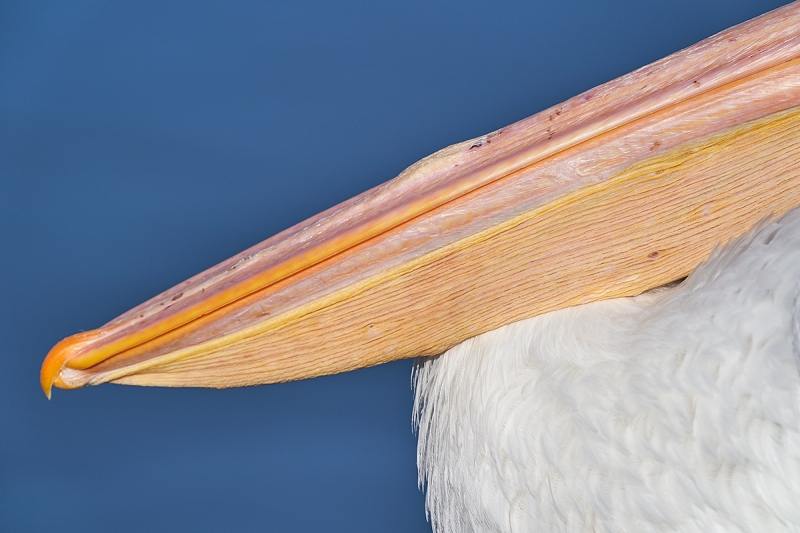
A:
[40,331,104,398]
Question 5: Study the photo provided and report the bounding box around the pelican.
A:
[41,3,800,531]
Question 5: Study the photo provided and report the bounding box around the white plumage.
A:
[413,207,800,532]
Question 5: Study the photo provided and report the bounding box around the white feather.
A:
[413,207,800,532]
